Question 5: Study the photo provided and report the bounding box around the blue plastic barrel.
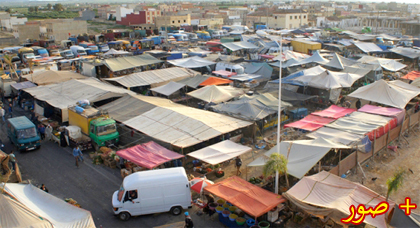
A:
[75,106,84,114]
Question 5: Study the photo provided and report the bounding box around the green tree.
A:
[386,168,405,202]
[34,6,39,12]
[5,8,11,13]
[263,153,288,194]
[53,3,64,11]
[47,3,52,10]
[28,7,34,13]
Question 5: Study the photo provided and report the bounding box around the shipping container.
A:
[290,40,322,54]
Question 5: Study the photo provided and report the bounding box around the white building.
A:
[1,16,27,31]
[116,7,134,22]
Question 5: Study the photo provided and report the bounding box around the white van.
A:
[215,62,245,74]
[112,167,192,221]
[70,46,87,57]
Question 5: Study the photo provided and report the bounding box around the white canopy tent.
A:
[104,48,129,56]
[288,51,329,67]
[306,127,364,145]
[357,55,406,72]
[292,70,364,89]
[187,85,245,103]
[221,41,258,52]
[352,41,382,53]
[168,56,216,68]
[247,138,349,178]
[322,53,358,70]
[150,81,185,96]
[3,183,96,228]
[188,140,252,165]
[348,79,420,109]
[272,50,309,61]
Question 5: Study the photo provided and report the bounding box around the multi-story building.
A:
[246,9,308,29]
[116,7,134,22]
[156,14,191,28]
[145,9,161,25]
[1,16,27,32]
[16,21,41,42]
[97,5,111,19]
[158,4,183,13]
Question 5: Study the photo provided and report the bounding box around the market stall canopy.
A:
[103,54,163,72]
[105,67,196,88]
[281,65,327,85]
[273,50,309,61]
[351,33,376,41]
[306,127,364,145]
[389,47,420,59]
[240,93,292,111]
[188,48,212,57]
[204,176,286,218]
[221,41,258,51]
[270,58,300,68]
[150,81,185,96]
[358,104,405,123]
[352,41,382,53]
[103,48,129,56]
[326,116,381,135]
[22,70,87,85]
[168,56,216,69]
[100,94,252,148]
[247,138,349,179]
[401,71,420,81]
[0,193,53,228]
[283,171,394,228]
[212,98,276,121]
[292,70,364,89]
[10,81,37,91]
[290,50,329,66]
[322,53,358,70]
[312,105,356,119]
[3,183,96,228]
[242,62,273,79]
[212,70,237,78]
[23,78,134,122]
[177,75,210,88]
[357,56,406,72]
[187,85,245,103]
[188,140,252,165]
[378,34,399,41]
[277,89,318,103]
[116,141,184,169]
[348,79,420,109]
[284,114,335,131]
[229,74,262,82]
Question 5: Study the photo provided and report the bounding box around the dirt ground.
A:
[347,127,420,213]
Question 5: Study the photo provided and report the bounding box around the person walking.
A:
[235,156,242,176]
[8,103,12,118]
[0,107,5,124]
[38,124,45,140]
[184,212,194,228]
[9,151,17,171]
[72,145,84,168]
[356,99,362,110]
[45,124,53,141]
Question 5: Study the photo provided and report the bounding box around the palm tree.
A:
[263,153,288,194]
[386,168,405,202]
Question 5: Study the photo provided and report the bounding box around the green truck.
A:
[68,105,119,151]
[7,116,41,151]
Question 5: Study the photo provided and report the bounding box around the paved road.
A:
[1,105,219,228]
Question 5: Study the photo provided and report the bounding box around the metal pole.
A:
[275,35,282,194]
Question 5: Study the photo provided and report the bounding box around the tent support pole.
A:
[338,150,342,176]
[318,161,321,173]
[355,144,358,175]
[372,130,376,160]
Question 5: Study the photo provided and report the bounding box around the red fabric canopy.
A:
[116,141,184,169]
[204,176,286,218]
[401,71,420,80]
[284,114,335,131]
[199,77,233,86]
[312,105,356,119]
[366,117,398,141]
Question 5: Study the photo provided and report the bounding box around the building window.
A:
[178,20,180,23]
[152,12,155,15]
[184,20,186,22]
[304,15,306,19]
[290,16,292,19]
[299,16,301,19]
[172,20,175,24]
[150,27,152,29]
[295,16,297,19]
[275,16,277,19]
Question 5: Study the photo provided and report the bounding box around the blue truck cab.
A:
[7,116,41,151]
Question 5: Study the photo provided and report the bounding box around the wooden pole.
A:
[318,161,321,173]
[355,144,358,175]
[372,130,376,160]
[338,150,342,176]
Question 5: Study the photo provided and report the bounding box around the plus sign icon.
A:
[399,197,417,216]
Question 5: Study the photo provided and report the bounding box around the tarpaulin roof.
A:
[352,41,383,53]
[3,183,95,228]
[358,104,404,118]
[389,47,420,59]
[270,58,300,68]
[326,117,379,135]
[221,41,258,51]
[240,93,292,111]
[273,50,309,61]
[378,34,399,41]
[348,79,420,109]
[116,141,184,169]
[229,74,262,82]
[168,56,216,68]
[284,114,335,131]
[291,51,329,66]
[103,54,163,72]
[188,140,252,165]
[10,81,37,91]
[103,48,129,55]
[212,70,237,78]
[402,71,420,80]
[204,176,286,218]
[177,75,210,88]
[100,94,251,148]
[212,98,276,120]
[281,65,327,85]
[23,70,87,85]
[306,127,364,145]
[24,78,134,122]
[280,89,318,102]
[199,77,233,86]
[105,67,196,88]
[187,85,245,103]
[247,138,349,179]
[283,171,394,228]
[0,193,53,228]
[242,62,273,79]
[292,70,364,89]
[322,53,358,70]
[347,111,393,126]
[357,56,406,72]
[150,81,185,96]
[312,105,356,119]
